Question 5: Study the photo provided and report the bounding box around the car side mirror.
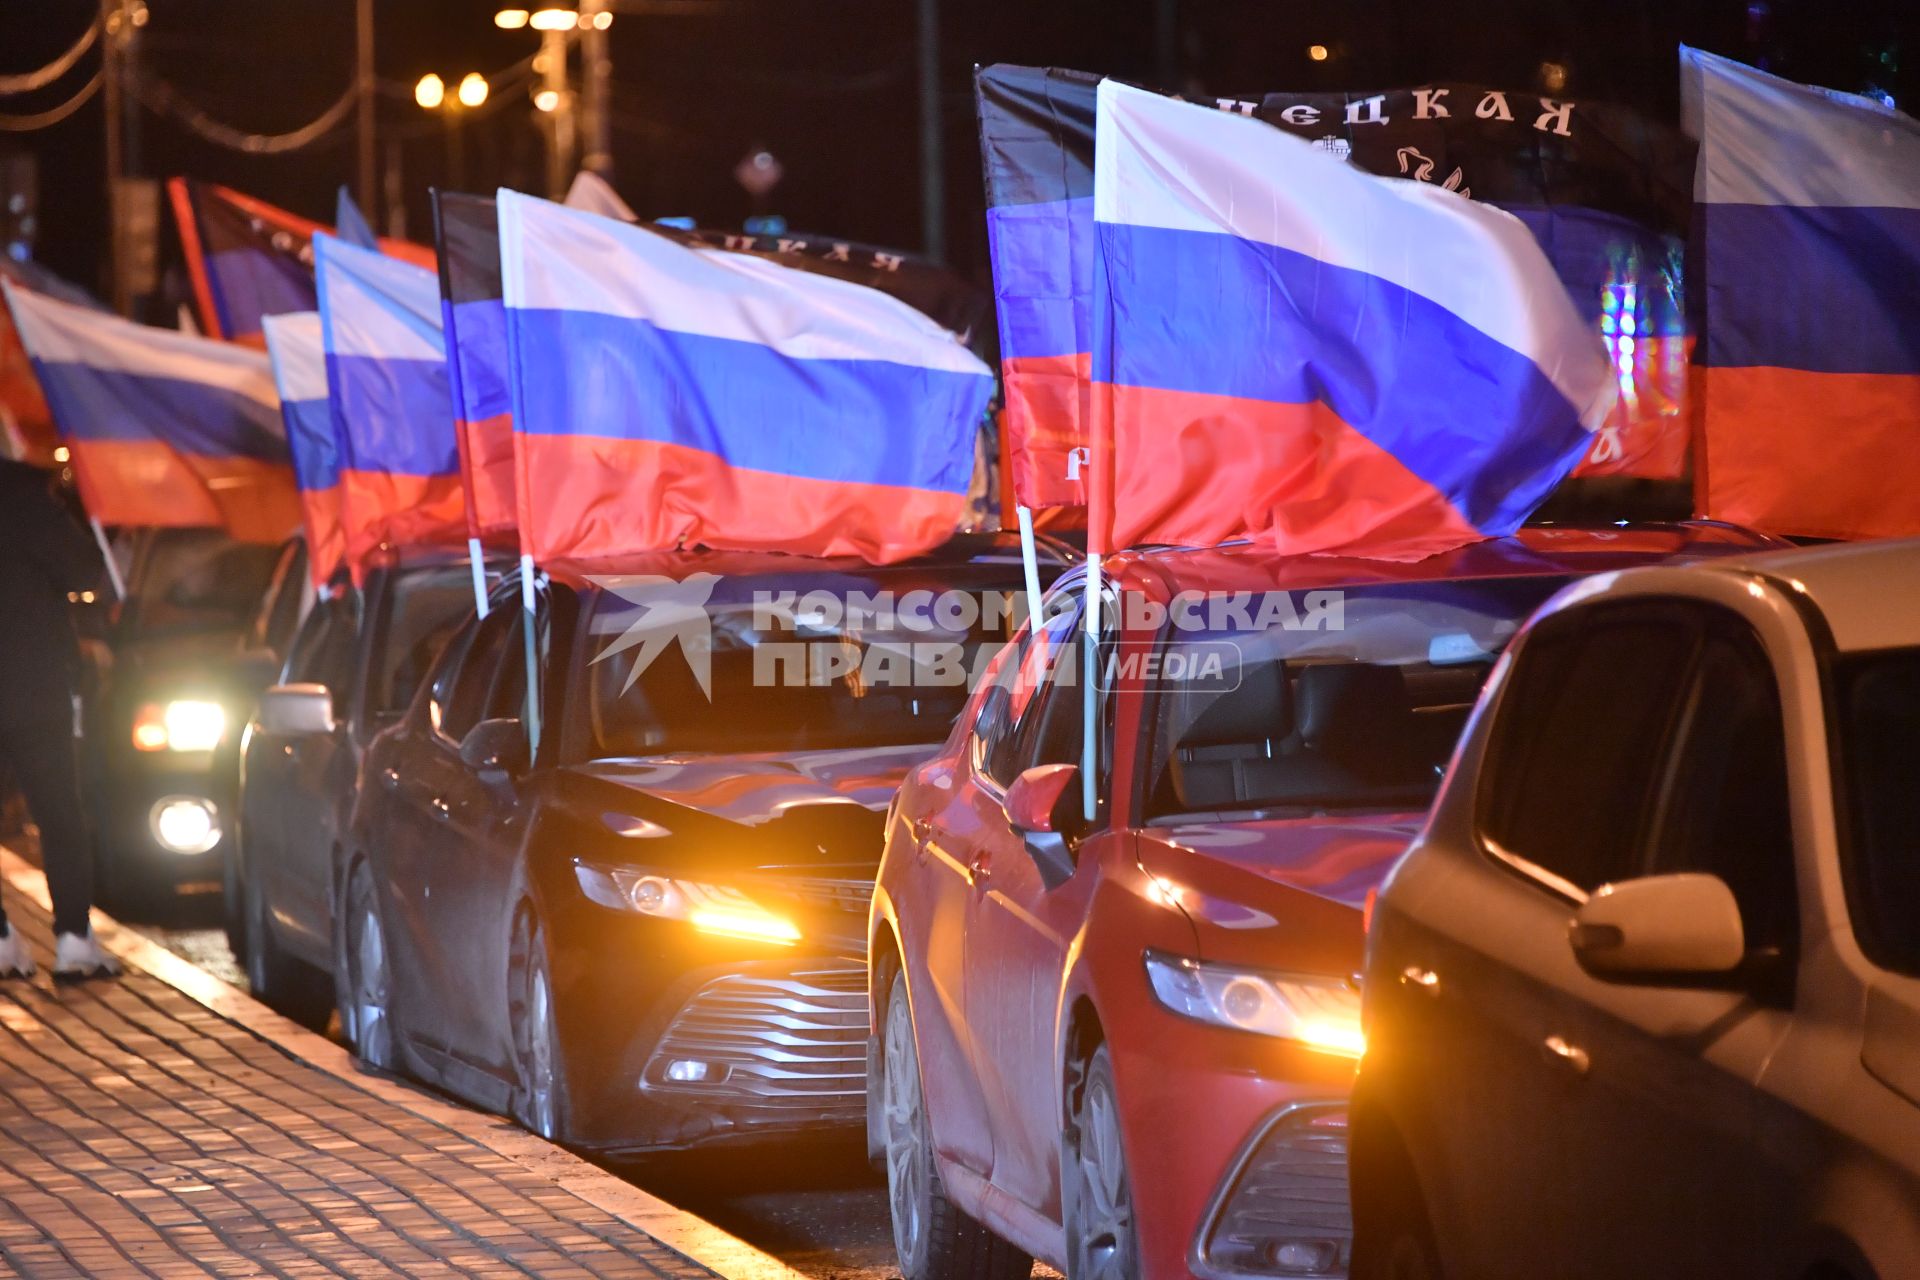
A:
[258,683,335,736]
[1006,763,1081,891]
[1569,873,1746,982]
[460,716,529,778]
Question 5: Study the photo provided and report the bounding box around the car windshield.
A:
[1144,576,1575,821]
[584,566,1027,757]
[122,529,280,638]
[1835,645,1920,978]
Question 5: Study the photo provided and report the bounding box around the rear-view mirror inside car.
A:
[1568,872,1747,982]
[258,683,335,736]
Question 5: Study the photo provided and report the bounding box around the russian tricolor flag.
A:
[262,312,344,588]
[1,278,299,542]
[314,233,466,571]
[434,191,519,541]
[497,190,991,564]
[1684,47,1920,540]
[1089,81,1614,559]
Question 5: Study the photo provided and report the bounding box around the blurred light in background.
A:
[1307,44,1330,62]
[495,8,531,28]
[530,8,575,31]
[534,89,561,113]
[415,73,446,110]
[458,72,490,108]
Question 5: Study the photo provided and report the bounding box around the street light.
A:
[494,8,530,28]
[416,71,488,188]
[529,7,575,30]
[533,89,560,113]
[458,72,489,108]
[414,73,445,110]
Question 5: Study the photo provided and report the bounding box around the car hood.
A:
[571,742,936,828]
[1141,813,1423,914]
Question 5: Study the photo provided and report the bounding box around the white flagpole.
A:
[89,518,126,600]
[467,537,490,619]
[1015,504,1044,631]
[1081,552,1101,822]
[519,553,541,751]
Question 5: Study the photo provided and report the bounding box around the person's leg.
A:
[7,703,96,937]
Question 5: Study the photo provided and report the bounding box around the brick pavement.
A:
[0,851,797,1280]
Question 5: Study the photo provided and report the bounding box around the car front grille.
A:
[1198,1102,1352,1277]
[642,966,868,1122]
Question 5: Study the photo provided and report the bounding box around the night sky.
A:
[3,0,1916,315]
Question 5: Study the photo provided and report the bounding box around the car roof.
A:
[1095,521,1786,596]
[540,530,1072,593]
[1710,536,1920,654]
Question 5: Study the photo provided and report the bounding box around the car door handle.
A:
[1399,965,1442,998]
[968,849,992,880]
[909,817,931,844]
[1541,1034,1591,1077]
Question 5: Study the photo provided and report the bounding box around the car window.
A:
[983,604,1082,786]
[1480,605,1699,895]
[1835,646,1920,979]
[1640,623,1798,958]
[435,606,519,744]
[251,540,308,657]
[373,570,477,716]
[284,595,358,718]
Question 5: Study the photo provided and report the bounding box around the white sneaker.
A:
[0,925,34,979]
[53,929,119,981]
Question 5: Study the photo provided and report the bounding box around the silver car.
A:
[1353,537,1920,1280]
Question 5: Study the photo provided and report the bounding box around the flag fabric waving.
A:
[497,190,990,564]
[1089,80,1614,559]
[0,257,104,467]
[263,312,344,587]
[314,233,466,570]
[1,278,298,541]
[433,191,520,541]
[978,65,1692,516]
[170,179,435,345]
[1683,47,1920,540]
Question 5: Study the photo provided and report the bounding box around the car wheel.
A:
[244,862,332,1026]
[340,861,396,1070]
[1066,1045,1139,1280]
[510,912,569,1143]
[881,969,1031,1280]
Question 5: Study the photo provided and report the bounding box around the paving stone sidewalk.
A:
[0,877,724,1280]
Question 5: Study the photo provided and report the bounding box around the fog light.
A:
[665,1059,724,1083]
[151,797,220,855]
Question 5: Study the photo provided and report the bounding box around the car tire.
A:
[1065,1044,1139,1280]
[337,859,397,1071]
[244,862,332,1026]
[880,969,1031,1280]
[509,910,570,1144]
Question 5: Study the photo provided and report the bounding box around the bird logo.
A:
[586,573,723,699]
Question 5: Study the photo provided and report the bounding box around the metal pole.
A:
[519,555,542,749]
[579,0,613,179]
[89,518,125,600]
[1081,554,1101,821]
[468,538,490,619]
[357,0,376,221]
[915,0,943,261]
[1015,505,1044,633]
[540,29,574,199]
[100,0,126,313]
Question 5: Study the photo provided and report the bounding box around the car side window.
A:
[982,604,1082,787]
[436,606,519,744]
[1640,622,1798,958]
[1480,605,1699,895]
[284,596,356,718]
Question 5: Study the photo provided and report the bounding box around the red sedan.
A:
[866,522,1780,1280]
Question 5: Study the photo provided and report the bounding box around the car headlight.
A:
[1144,949,1364,1058]
[574,863,801,945]
[132,700,226,752]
